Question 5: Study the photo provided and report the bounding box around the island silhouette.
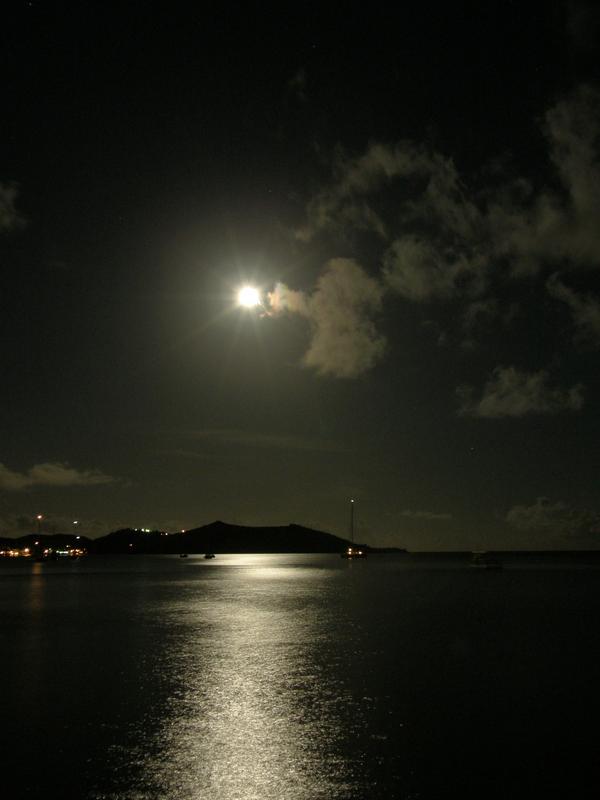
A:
[1,521,378,556]
[4,524,598,560]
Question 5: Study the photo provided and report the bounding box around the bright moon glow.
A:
[238,286,261,307]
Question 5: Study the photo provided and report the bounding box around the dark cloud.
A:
[0,462,115,491]
[297,85,600,294]
[0,513,33,535]
[489,85,600,275]
[286,87,600,394]
[287,68,308,103]
[294,141,433,243]
[382,236,458,301]
[546,273,600,345]
[462,300,498,331]
[0,510,116,537]
[506,497,600,541]
[294,140,487,299]
[457,366,584,418]
[0,182,25,233]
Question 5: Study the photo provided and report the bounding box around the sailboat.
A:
[340,499,367,558]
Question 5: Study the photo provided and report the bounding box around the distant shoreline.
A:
[2,520,600,560]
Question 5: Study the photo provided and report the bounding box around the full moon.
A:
[238,286,261,308]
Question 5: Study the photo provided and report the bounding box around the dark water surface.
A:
[2,554,599,799]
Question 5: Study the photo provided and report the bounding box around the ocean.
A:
[2,553,599,799]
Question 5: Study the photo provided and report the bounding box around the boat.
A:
[179,553,188,558]
[340,498,368,559]
[204,553,215,559]
[470,551,502,570]
[341,545,367,559]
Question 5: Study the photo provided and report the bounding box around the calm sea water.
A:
[2,553,599,799]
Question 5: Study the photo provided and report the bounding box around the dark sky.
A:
[2,1,600,549]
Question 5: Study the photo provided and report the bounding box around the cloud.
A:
[383,151,489,300]
[0,462,115,491]
[382,236,454,301]
[296,139,487,260]
[458,366,584,418]
[283,85,600,380]
[0,513,34,536]
[268,258,386,378]
[506,497,599,540]
[287,68,308,103]
[546,273,600,345]
[488,85,600,275]
[400,509,452,520]
[295,139,488,299]
[295,141,435,242]
[428,85,600,279]
[0,182,25,233]
[303,259,386,377]
[462,300,498,331]
[268,282,310,316]
[298,85,600,298]
[382,235,484,301]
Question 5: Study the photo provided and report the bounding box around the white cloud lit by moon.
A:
[267,259,386,378]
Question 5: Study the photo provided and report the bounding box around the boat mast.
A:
[349,498,355,544]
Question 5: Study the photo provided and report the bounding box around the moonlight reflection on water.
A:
[125,561,360,799]
[4,553,600,799]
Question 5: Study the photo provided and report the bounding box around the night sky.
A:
[2,2,600,549]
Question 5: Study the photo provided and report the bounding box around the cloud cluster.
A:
[0,182,25,233]
[295,142,433,243]
[0,462,115,491]
[506,497,599,540]
[457,366,584,418]
[285,87,600,398]
[382,236,457,301]
[268,258,386,378]
[486,87,600,276]
[298,86,600,291]
[297,140,487,301]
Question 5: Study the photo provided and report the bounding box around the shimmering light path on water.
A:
[2,554,600,799]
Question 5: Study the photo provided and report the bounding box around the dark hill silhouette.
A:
[91,521,360,554]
